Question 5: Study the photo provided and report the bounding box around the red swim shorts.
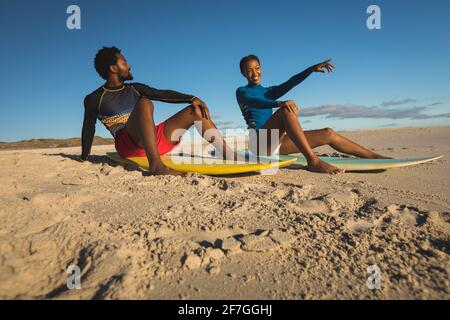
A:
[114,122,179,158]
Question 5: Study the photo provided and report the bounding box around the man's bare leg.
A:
[256,108,342,174]
[279,128,390,159]
[163,104,237,160]
[125,98,183,175]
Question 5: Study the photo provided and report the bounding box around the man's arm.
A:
[236,87,281,109]
[132,83,213,119]
[131,83,195,104]
[80,96,98,161]
[266,67,314,100]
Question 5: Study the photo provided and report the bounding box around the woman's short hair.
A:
[239,54,260,74]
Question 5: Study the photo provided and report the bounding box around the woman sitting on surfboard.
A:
[236,55,389,174]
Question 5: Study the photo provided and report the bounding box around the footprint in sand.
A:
[438,212,450,224]
[345,220,374,234]
[275,184,314,203]
[295,189,360,214]
[427,211,450,227]
[45,242,128,299]
[386,204,429,227]
[178,229,297,272]
[429,238,450,256]
[232,229,296,253]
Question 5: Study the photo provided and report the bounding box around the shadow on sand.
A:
[44,152,144,173]
[287,163,386,174]
[43,153,280,177]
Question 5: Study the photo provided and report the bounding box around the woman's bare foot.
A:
[307,158,344,174]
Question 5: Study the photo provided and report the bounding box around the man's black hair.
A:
[94,46,122,80]
[239,54,260,74]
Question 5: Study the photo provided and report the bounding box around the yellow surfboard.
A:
[106,152,297,175]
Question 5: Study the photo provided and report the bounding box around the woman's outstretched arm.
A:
[267,59,335,100]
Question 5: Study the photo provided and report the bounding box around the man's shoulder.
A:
[84,86,104,105]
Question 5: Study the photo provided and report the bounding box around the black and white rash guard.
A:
[81,82,195,160]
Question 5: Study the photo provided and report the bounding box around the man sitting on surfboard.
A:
[236,55,389,174]
[81,46,237,175]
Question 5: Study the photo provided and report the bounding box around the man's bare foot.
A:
[148,164,185,176]
[307,158,344,174]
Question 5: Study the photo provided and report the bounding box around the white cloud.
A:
[380,99,416,107]
[301,104,450,120]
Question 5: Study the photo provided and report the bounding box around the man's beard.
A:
[121,70,133,81]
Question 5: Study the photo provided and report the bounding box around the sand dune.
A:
[0,136,114,151]
[0,126,449,299]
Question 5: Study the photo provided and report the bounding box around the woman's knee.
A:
[322,127,336,141]
[280,103,300,118]
[279,107,296,119]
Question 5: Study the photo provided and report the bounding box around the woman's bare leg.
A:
[279,127,390,158]
[255,107,342,174]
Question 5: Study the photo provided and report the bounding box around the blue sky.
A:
[0,0,449,141]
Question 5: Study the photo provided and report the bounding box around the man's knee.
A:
[188,104,203,118]
[136,97,154,112]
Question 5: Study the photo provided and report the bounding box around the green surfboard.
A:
[239,151,443,172]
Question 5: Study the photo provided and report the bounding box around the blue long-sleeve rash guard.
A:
[236,67,313,130]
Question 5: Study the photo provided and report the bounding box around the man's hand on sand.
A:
[312,59,335,73]
[191,97,211,120]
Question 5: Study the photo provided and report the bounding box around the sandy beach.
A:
[0,126,449,299]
